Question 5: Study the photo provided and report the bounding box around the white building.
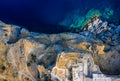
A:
[93,74,112,81]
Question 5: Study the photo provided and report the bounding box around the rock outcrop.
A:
[0,19,120,81]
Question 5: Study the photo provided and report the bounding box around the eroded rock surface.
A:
[0,20,120,81]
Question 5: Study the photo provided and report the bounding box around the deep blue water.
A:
[0,0,120,33]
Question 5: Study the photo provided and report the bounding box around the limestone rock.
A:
[0,20,119,81]
[87,18,108,34]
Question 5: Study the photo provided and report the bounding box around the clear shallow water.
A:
[0,0,120,33]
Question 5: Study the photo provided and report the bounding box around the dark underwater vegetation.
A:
[0,0,120,33]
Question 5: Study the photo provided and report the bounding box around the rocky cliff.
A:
[0,19,120,81]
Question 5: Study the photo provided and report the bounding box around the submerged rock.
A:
[0,20,120,81]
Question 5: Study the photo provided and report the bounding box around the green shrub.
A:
[27,62,31,67]
[0,64,6,71]
[31,54,36,62]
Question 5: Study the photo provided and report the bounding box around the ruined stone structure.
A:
[72,54,101,81]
